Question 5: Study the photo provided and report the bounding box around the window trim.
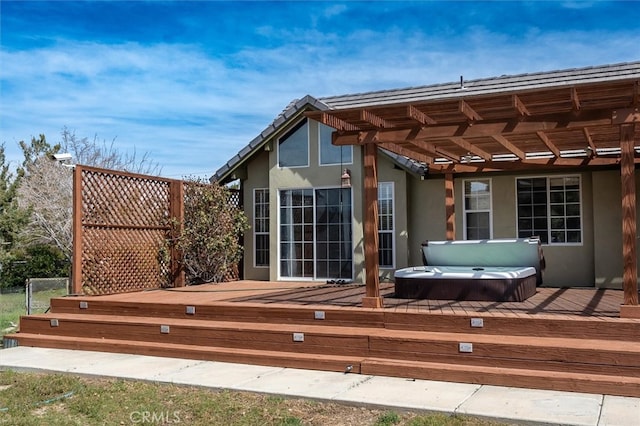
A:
[378,182,395,269]
[318,122,353,166]
[515,174,583,246]
[462,178,493,240]
[277,118,310,169]
[253,188,270,268]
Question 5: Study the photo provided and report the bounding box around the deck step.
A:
[7,333,640,398]
[361,358,640,398]
[49,298,386,328]
[48,297,640,341]
[6,333,362,374]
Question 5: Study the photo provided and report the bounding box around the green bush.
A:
[0,244,69,289]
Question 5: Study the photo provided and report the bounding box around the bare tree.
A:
[16,157,73,260]
[61,127,161,176]
[16,129,162,261]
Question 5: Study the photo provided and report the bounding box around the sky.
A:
[1,1,639,179]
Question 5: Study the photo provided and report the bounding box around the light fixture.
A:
[341,169,351,187]
[50,153,72,162]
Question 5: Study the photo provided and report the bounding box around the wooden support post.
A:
[620,123,639,318]
[71,166,84,295]
[445,173,455,240]
[169,180,186,288]
[362,143,383,308]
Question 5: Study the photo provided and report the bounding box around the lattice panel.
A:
[81,228,170,295]
[81,168,171,228]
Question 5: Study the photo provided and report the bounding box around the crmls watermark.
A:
[129,411,181,424]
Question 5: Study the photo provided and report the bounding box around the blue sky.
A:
[1,1,639,179]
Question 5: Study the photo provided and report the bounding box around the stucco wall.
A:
[592,170,640,289]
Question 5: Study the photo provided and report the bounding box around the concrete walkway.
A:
[1,346,639,425]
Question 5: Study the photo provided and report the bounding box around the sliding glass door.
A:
[279,188,352,280]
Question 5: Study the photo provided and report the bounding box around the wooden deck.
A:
[6,281,640,397]
[64,280,625,317]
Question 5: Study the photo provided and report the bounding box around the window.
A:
[319,122,352,165]
[516,176,582,244]
[278,119,309,168]
[254,189,269,267]
[279,188,352,280]
[378,182,394,268]
[463,179,492,239]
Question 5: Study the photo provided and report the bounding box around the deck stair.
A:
[5,295,640,397]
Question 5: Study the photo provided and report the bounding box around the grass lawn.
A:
[0,291,27,336]
[0,371,509,426]
[0,288,67,336]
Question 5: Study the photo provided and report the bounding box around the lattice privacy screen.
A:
[73,166,177,295]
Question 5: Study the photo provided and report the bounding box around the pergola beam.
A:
[330,111,615,146]
[317,112,360,131]
[407,105,437,125]
[491,135,526,160]
[361,109,394,128]
[459,100,482,121]
[583,128,598,157]
[536,131,561,157]
[571,87,581,111]
[513,95,531,117]
[449,136,492,161]
[379,143,433,164]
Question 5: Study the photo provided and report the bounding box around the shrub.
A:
[174,179,248,285]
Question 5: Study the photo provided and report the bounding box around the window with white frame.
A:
[254,189,270,267]
[278,119,309,168]
[378,182,394,268]
[319,122,352,165]
[516,176,582,244]
[463,179,492,240]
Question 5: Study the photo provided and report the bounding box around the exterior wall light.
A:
[341,169,351,187]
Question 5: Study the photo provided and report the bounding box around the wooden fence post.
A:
[170,180,185,287]
[71,165,84,295]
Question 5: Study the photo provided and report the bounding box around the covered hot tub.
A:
[393,238,544,302]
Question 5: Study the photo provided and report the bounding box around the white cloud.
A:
[2,20,637,179]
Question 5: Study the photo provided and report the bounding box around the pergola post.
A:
[445,173,455,240]
[362,143,383,308]
[620,123,640,318]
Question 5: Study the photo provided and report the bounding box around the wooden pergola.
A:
[307,77,640,316]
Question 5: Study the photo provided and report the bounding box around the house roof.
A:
[213,60,640,181]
